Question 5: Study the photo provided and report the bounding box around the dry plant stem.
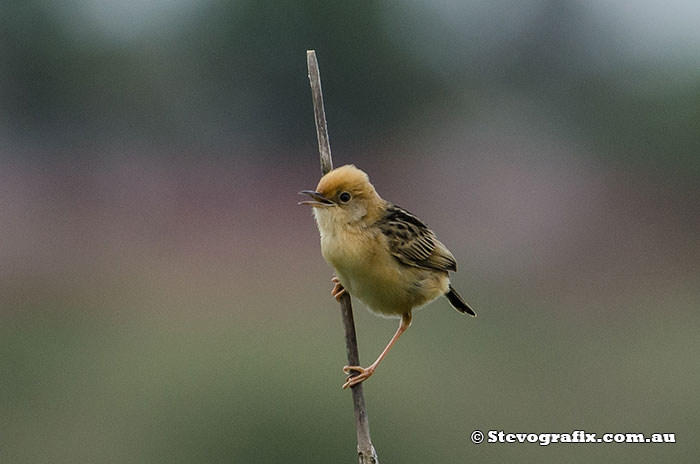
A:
[306,51,333,176]
[339,293,378,463]
[307,50,379,464]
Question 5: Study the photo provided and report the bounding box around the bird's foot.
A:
[342,365,375,389]
[331,276,346,302]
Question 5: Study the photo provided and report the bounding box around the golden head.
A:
[300,165,385,227]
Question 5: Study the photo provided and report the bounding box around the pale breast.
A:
[322,228,449,316]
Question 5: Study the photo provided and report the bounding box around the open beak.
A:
[298,190,335,207]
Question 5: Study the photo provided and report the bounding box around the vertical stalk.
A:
[306,50,378,464]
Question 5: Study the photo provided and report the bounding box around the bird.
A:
[300,164,476,389]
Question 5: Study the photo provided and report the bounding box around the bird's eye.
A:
[339,192,351,203]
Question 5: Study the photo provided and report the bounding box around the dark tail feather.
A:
[445,285,476,316]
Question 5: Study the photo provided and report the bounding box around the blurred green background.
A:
[2,1,699,462]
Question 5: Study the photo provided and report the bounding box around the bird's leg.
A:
[331,276,346,301]
[342,311,412,389]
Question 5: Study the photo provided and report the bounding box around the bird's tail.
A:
[445,285,476,316]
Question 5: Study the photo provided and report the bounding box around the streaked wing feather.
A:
[379,204,457,272]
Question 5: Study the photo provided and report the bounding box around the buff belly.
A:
[326,237,449,317]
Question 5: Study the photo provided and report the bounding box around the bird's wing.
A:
[379,204,457,272]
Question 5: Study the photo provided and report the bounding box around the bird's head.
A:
[300,165,384,228]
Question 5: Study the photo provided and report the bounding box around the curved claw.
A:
[342,365,375,389]
[331,277,347,301]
